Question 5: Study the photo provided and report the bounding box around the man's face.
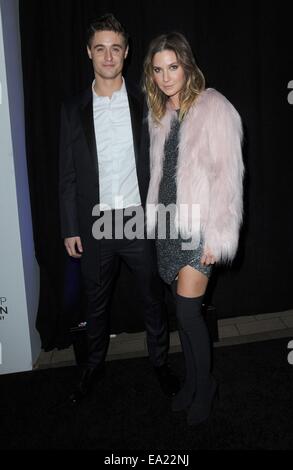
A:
[87,30,128,80]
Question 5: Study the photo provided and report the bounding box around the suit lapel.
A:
[79,89,99,174]
[127,87,142,165]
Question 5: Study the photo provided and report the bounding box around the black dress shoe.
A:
[68,366,105,406]
[153,364,180,397]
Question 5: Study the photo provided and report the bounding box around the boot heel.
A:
[187,379,219,426]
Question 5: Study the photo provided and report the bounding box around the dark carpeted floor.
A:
[1,336,293,450]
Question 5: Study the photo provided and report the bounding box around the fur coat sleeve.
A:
[202,90,244,262]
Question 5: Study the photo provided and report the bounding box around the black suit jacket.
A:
[59,82,150,282]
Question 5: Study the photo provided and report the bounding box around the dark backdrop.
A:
[18,0,293,350]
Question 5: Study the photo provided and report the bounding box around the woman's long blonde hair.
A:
[143,32,205,123]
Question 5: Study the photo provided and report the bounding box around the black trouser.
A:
[82,232,169,369]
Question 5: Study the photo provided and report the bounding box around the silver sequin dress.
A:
[156,114,212,284]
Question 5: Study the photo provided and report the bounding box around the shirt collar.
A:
[92,78,127,101]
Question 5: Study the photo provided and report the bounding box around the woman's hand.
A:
[201,249,216,266]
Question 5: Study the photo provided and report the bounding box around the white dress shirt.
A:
[92,79,141,210]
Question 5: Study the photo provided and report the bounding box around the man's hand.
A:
[64,237,83,258]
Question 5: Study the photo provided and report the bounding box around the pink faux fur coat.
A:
[146,88,244,262]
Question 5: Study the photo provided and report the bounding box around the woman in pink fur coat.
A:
[143,32,244,425]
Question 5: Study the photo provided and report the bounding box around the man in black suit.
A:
[59,14,179,404]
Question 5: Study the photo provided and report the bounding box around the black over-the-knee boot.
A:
[175,293,218,425]
[172,327,197,411]
[171,282,197,411]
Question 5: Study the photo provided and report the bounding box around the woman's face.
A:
[152,49,186,107]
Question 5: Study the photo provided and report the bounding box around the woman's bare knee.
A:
[177,265,208,298]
